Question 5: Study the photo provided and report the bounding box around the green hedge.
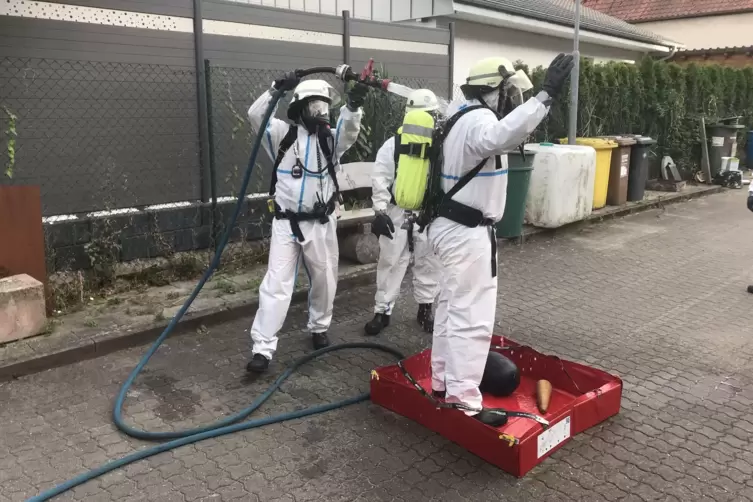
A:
[518,58,753,175]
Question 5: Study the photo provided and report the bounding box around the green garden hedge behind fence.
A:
[519,58,753,176]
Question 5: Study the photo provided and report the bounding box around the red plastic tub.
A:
[370,336,622,477]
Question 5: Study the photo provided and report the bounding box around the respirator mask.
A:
[301,99,330,134]
[480,67,533,116]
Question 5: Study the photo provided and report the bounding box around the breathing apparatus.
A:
[269,61,392,215]
[392,89,442,211]
[287,79,338,134]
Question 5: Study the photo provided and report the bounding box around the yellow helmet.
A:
[465,57,515,90]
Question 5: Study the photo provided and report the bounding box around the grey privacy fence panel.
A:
[201,1,347,199]
[203,0,452,195]
[349,17,452,98]
[0,57,201,217]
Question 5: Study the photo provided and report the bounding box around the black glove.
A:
[747,194,753,212]
[371,212,395,240]
[273,71,300,92]
[347,82,370,110]
[542,53,575,99]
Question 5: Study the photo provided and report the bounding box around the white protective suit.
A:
[429,93,550,413]
[247,90,363,359]
[372,136,441,315]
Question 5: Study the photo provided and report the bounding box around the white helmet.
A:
[287,79,340,120]
[406,89,439,112]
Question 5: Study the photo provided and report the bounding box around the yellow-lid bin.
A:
[559,138,618,209]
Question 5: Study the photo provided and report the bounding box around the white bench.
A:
[336,162,379,264]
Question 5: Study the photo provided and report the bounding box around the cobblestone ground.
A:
[2,190,753,502]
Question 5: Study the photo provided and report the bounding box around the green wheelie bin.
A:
[497,149,536,238]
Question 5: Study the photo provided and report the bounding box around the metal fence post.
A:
[342,10,351,67]
[194,0,211,204]
[568,0,581,145]
[204,59,220,251]
[448,21,455,101]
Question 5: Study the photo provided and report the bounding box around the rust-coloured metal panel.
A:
[0,185,49,312]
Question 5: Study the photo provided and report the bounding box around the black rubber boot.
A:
[364,313,390,336]
[747,285,753,294]
[312,332,330,350]
[474,409,509,427]
[417,303,434,333]
[246,354,270,373]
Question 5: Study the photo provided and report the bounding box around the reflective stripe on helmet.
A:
[467,71,505,82]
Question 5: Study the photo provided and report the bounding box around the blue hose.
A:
[28,81,404,501]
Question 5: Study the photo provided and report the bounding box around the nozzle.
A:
[337,60,391,92]
[335,64,355,82]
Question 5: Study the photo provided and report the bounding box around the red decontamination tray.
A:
[370,336,623,477]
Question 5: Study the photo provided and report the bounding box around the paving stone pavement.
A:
[2,189,753,502]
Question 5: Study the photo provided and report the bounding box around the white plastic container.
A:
[721,156,740,173]
[524,143,597,228]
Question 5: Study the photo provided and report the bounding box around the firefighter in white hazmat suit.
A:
[365,89,442,336]
[245,73,369,373]
[429,54,574,425]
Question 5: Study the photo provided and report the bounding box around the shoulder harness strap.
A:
[269,125,341,201]
[388,133,401,205]
[393,133,401,174]
[316,126,340,200]
[437,105,504,202]
[269,124,298,196]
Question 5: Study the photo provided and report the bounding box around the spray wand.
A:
[295,58,398,94]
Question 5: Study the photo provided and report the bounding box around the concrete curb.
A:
[0,185,725,381]
[0,266,377,382]
[509,185,725,245]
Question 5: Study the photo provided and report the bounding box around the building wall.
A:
[451,20,643,88]
[636,13,753,51]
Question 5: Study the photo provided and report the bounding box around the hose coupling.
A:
[335,64,354,82]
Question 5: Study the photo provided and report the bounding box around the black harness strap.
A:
[274,197,336,242]
[269,124,340,201]
[389,133,400,206]
[269,124,339,243]
[316,126,341,201]
[270,125,298,197]
[432,106,504,277]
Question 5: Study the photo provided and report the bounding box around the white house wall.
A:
[452,20,643,87]
[636,13,753,51]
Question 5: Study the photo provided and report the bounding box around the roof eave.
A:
[623,7,753,24]
[451,3,680,53]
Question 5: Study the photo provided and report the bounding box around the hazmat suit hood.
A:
[446,98,466,117]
